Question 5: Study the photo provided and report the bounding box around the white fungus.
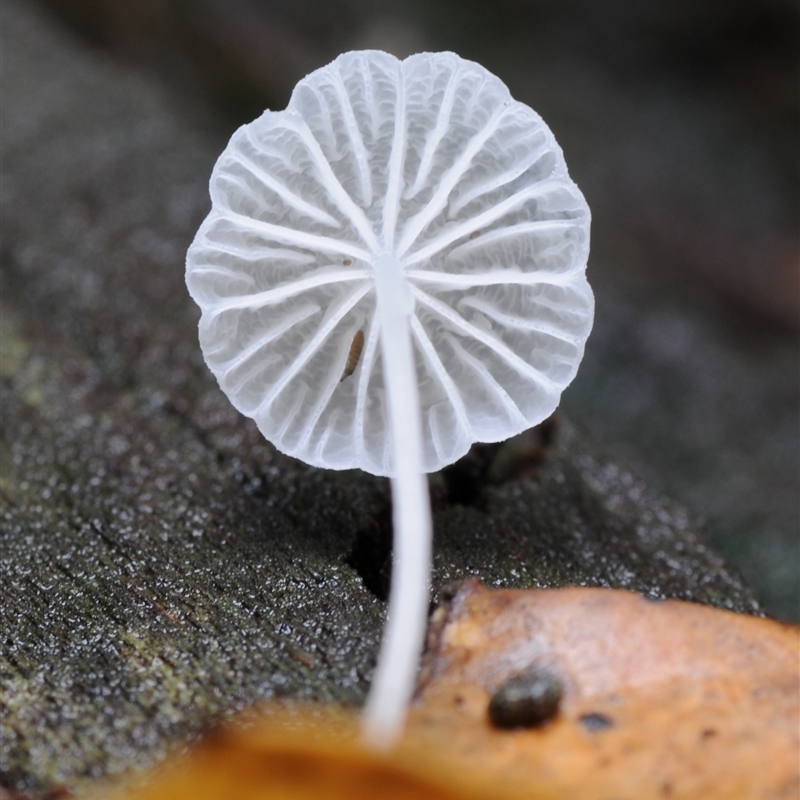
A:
[186,50,593,745]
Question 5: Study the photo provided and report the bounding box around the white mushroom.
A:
[186,50,593,746]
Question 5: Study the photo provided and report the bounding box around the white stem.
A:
[361,254,432,748]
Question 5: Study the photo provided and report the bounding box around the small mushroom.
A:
[186,51,592,746]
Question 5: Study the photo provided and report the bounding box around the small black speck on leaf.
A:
[488,666,562,729]
[578,712,614,731]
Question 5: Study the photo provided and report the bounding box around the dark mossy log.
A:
[0,2,760,797]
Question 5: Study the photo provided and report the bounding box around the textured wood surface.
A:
[0,2,762,796]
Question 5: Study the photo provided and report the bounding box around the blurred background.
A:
[28,0,800,620]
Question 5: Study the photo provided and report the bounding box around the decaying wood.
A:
[0,2,763,797]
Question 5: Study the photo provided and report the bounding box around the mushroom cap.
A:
[186,50,593,477]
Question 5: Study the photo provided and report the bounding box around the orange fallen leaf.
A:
[412,581,800,800]
[101,584,798,800]
[101,705,497,800]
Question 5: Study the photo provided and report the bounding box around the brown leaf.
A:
[101,705,494,800]
[412,581,800,800]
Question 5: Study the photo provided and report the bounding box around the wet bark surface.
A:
[33,0,800,624]
[0,2,762,796]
